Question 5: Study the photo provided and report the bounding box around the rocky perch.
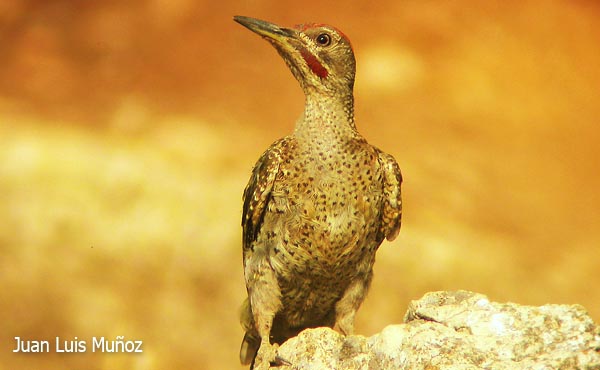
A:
[275,291,600,369]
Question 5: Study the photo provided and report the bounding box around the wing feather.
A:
[377,151,403,241]
[242,138,288,251]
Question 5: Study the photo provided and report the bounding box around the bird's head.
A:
[234,16,356,96]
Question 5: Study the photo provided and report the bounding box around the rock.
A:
[275,291,600,370]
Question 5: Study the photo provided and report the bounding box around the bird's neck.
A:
[294,92,358,144]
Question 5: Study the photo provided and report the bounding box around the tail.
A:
[239,331,260,367]
[239,298,259,367]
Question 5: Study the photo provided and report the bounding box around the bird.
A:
[233,15,403,369]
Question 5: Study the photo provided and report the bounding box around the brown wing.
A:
[242,137,289,252]
[377,150,403,241]
[239,138,291,365]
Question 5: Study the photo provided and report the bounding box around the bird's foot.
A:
[254,342,291,369]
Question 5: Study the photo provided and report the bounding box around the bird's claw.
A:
[273,354,292,367]
[255,342,291,369]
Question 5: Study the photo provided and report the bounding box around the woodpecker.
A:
[234,15,402,369]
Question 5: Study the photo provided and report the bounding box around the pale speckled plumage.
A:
[234,16,402,369]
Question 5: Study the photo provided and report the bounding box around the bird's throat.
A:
[295,93,358,145]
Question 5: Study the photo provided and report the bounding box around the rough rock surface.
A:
[275,291,600,370]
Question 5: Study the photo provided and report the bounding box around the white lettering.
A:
[92,336,143,353]
[13,337,49,353]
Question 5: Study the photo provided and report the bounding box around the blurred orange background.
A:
[1,1,599,369]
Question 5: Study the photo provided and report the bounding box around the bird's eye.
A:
[316,33,331,46]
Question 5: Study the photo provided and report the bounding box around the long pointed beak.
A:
[234,16,313,86]
[233,16,295,44]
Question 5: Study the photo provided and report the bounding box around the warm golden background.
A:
[1,1,599,369]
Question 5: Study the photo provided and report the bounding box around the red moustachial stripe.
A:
[298,46,328,78]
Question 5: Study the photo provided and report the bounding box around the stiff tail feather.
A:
[239,298,259,367]
[239,331,260,367]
